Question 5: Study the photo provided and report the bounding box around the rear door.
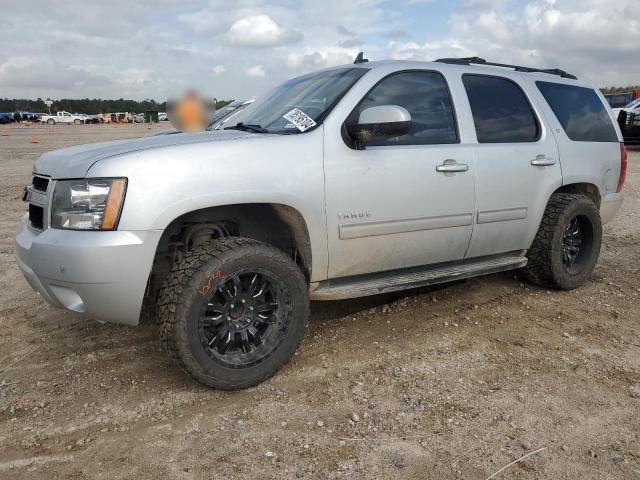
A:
[460,73,562,258]
[323,69,476,279]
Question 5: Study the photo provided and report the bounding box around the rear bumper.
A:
[15,215,162,325]
[600,192,623,225]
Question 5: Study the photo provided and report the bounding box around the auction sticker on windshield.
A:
[282,108,317,132]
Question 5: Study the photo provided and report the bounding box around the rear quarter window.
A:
[536,81,618,142]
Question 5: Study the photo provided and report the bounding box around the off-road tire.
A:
[158,237,309,390]
[523,193,602,290]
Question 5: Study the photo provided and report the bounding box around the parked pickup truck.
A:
[40,111,85,125]
[16,55,626,390]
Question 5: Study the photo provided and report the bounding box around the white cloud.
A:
[387,0,640,87]
[287,47,357,70]
[0,0,637,101]
[246,65,266,77]
[225,14,302,47]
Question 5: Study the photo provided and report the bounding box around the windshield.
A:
[227,67,368,134]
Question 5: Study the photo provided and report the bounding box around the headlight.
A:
[51,178,127,230]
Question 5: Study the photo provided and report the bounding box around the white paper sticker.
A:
[282,108,317,132]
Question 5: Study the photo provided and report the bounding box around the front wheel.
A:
[158,237,309,390]
[523,193,602,290]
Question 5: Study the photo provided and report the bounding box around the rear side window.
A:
[351,70,458,146]
[462,75,539,143]
[536,81,618,142]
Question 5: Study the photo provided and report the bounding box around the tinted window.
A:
[463,75,539,143]
[537,81,618,142]
[352,71,458,146]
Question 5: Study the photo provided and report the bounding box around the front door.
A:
[323,69,476,279]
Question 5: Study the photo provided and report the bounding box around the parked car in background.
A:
[134,113,145,123]
[152,99,256,136]
[0,113,13,124]
[618,110,640,145]
[612,97,640,124]
[108,112,130,123]
[209,99,255,130]
[73,114,89,124]
[12,111,36,122]
[605,91,635,109]
[40,111,85,125]
[158,112,168,121]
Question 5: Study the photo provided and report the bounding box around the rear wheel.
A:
[158,237,309,390]
[74,119,82,125]
[47,119,55,125]
[523,193,601,290]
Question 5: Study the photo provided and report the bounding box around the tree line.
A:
[0,98,233,114]
[600,86,640,94]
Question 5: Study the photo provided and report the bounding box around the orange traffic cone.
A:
[31,134,38,143]
[1,128,7,136]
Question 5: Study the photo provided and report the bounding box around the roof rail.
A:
[435,57,577,80]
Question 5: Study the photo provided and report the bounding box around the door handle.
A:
[531,155,556,166]
[436,162,469,173]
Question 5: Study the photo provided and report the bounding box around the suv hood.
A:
[34,130,256,178]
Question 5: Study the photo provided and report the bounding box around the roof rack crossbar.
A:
[435,57,577,80]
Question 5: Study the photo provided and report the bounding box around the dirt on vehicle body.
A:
[1,124,639,479]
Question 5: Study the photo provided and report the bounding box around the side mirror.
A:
[346,105,412,144]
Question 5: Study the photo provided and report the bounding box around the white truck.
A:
[40,111,85,125]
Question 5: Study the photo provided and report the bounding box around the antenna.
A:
[354,52,369,64]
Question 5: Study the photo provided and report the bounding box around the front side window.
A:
[463,74,539,143]
[349,70,458,146]
[228,68,368,134]
[537,81,619,142]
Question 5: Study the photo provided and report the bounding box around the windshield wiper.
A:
[224,122,268,133]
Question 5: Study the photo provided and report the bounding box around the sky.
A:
[1,0,638,101]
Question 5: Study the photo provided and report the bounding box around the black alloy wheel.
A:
[560,214,594,275]
[198,270,286,368]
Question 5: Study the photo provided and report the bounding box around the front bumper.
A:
[15,215,162,325]
[600,192,623,225]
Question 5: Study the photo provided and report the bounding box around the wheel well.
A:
[145,203,312,302]
[554,183,601,208]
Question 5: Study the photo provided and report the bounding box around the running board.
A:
[309,254,527,300]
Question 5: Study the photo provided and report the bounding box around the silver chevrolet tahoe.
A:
[16,56,626,389]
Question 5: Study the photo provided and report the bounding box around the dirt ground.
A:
[0,123,639,480]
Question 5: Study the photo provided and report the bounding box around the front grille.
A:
[29,204,44,230]
[32,176,49,192]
